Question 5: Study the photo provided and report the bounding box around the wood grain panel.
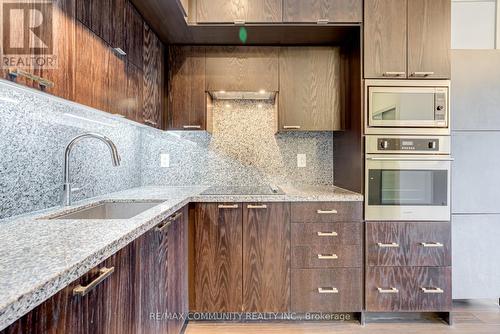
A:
[290,202,363,223]
[283,0,362,23]
[291,222,362,246]
[124,1,144,68]
[366,222,408,266]
[193,203,243,312]
[366,266,452,312]
[279,47,342,131]
[291,244,362,268]
[242,203,290,312]
[408,0,451,79]
[364,0,407,78]
[167,46,206,130]
[196,0,281,23]
[143,23,164,128]
[246,0,282,23]
[124,62,144,122]
[291,268,362,312]
[107,51,127,116]
[205,46,278,92]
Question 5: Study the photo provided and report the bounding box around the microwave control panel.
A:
[378,138,440,151]
[434,90,447,121]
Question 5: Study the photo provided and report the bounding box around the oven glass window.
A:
[371,92,435,121]
[368,169,448,206]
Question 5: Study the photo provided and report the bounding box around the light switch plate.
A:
[297,154,306,168]
[160,153,170,168]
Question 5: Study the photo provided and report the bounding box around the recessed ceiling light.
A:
[219,90,226,94]
[225,103,231,108]
[259,89,266,94]
[258,104,263,108]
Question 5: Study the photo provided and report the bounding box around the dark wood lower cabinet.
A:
[1,207,188,334]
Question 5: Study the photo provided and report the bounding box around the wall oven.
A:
[365,135,452,221]
[365,80,450,135]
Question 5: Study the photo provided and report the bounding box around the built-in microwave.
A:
[365,135,452,221]
[365,80,450,135]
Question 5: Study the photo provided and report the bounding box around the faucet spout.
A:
[62,132,121,206]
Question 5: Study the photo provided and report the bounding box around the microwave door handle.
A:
[366,157,454,161]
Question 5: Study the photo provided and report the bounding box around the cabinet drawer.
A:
[292,222,362,246]
[292,244,362,268]
[291,202,362,223]
[366,222,451,266]
[366,266,452,312]
[291,268,362,312]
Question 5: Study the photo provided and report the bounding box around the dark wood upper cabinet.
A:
[124,62,144,123]
[279,46,342,131]
[76,0,125,49]
[193,203,243,312]
[167,46,206,130]
[196,0,282,23]
[205,46,279,92]
[283,0,362,23]
[142,23,165,129]
[407,0,451,79]
[242,203,291,312]
[124,1,144,68]
[364,0,407,78]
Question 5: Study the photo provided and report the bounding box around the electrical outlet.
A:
[160,153,170,168]
[297,154,307,168]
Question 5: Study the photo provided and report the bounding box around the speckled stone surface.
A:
[0,185,362,330]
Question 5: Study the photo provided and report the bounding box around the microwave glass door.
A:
[369,87,447,127]
[368,169,448,206]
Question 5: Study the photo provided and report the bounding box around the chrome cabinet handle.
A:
[144,119,157,126]
[156,211,183,232]
[420,242,444,248]
[247,204,267,209]
[318,287,338,294]
[383,71,406,77]
[73,267,115,297]
[317,231,338,237]
[377,287,399,294]
[234,19,245,25]
[218,204,239,209]
[317,209,338,214]
[317,19,329,24]
[377,242,400,248]
[317,254,338,260]
[183,125,201,129]
[283,125,301,129]
[411,72,435,77]
[421,287,444,294]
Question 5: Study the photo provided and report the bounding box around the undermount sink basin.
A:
[49,201,165,220]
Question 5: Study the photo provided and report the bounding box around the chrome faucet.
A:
[62,132,121,206]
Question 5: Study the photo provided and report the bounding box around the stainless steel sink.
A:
[49,201,165,220]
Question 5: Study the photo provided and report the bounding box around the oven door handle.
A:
[366,157,454,161]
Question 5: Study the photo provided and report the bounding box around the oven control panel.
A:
[377,138,440,151]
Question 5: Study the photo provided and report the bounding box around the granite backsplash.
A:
[0,81,334,220]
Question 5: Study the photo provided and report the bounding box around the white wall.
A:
[452,0,498,49]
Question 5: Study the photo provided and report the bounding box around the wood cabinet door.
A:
[196,0,281,23]
[167,46,206,130]
[76,0,125,49]
[124,1,144,69]
[167,206,189,334]
[125,62,144,123]
[193,203,243,312]
[242,203,290,312]
[283,0,362,23]
[205,46,278,92]
[364,0,407,78]
[408,0,451,79]
[279,47,342,131]
[142,24,164,129]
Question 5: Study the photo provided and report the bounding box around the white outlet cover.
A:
[160,153,170,168]
[297,154,306,168]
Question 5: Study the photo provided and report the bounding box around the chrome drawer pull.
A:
[420,242,444,248]
[183,125,201,129]
[421,287,444,294]
[383,71,406,77]
[218,204,239,209]
[283,125,301,129]
[377,287,399,294]
[318,287,338,294]
[317,209,338,214]
[411,71,435,77]
[317,254,338,260]
[317,231,338,237]
[317,19,329,25]
[73,267,115,297]
[156,220,172,233]
[144,119,157,126]
[377,242,400,248]
[247,204,267,209]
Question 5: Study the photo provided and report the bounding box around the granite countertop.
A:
[0,185,363,330]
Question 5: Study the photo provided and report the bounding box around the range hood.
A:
[209,90,276,100]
